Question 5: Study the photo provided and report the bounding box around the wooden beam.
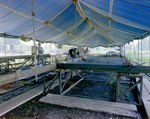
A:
[40,94,138,118]
[137,77,150,119]
[0,78,59,116]
[0,64,56,85]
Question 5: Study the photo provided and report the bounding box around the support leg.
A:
[139,77,143,105]
[116,76,120,101]
[59,71,62,94]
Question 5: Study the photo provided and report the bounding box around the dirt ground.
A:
[0,71,140,119]
[0,96,131,119]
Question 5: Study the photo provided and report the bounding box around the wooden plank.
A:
[40,94,137,118]
[0,64,56,85]
[143,78,150,95]
[0,79,59,116]
[141,85,150,119]
[137,78,150,119]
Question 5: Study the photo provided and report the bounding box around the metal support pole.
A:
[141,39,142,63]
[75,0,77,45]
[20,39,22,56]
[133,41,136,59]
[119,80,140,98]
[61,78,83,96]
[149,35,150,66]
[116,76,120,101]
[73,69,82,78]
[81,70,84,78]
[43,75,46,93]
[4,36,6,57]
[138,40,139,60]
[59,71,62,94]
[139,77,143,105]
[32,0,38,81]
[130,43,131,60]
[71,69,73,78]
[124,44,125,55]
[46,73,58,93]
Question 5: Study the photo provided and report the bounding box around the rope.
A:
[80,0,150,32]
[0,2,43,22]
[49,1,72,22]
[24,0,67,35]
[70,19,85,32]
[118,0,150,8]
[129,0,150,16]
[91,14,142,36]
[37,19,85,42]
[75,1,97,34]
[0,1,76,37]
[67,24,91,43]
[24,1,73,36]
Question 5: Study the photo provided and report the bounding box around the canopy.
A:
[0,0,150,47]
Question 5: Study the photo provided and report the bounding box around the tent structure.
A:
[0,0,150,47]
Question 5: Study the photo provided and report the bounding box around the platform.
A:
[0,64,56,85]
[0,78,59,117]
[39,94,138,118]
[137,76,150,119]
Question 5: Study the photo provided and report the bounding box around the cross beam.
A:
[57,63,150,73]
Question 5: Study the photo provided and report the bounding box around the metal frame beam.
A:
[0,54,51,74]
[58,69,84,95]
[0,64,56,85]
[57,63,150,73]
[116,74,143,105]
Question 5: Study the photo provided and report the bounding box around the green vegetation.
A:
[126,51,150,65]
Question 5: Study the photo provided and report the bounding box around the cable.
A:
[0,0,28,20]
[36,0,60,17]
[0,16,23,23]
[6,19,31,32]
